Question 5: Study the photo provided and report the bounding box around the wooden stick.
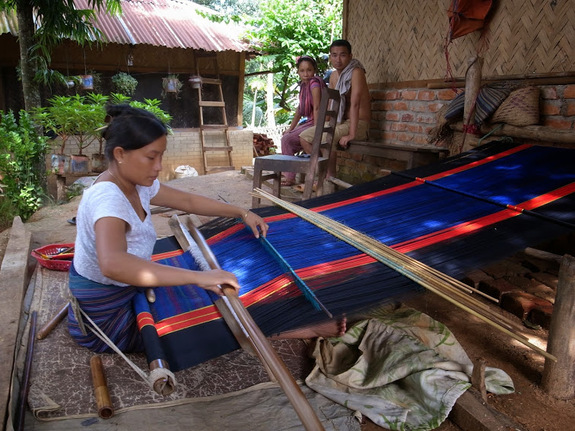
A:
[90,356,114,419]
[37,303,68,340]
[14,311,37,431]
[168,216,257,358]
[173,216,324,431]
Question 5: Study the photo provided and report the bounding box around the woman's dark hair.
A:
[102,104,168,161]
[296,55,318,71]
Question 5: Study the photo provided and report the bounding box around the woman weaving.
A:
[68,105,344,354]
[68,105,269,353]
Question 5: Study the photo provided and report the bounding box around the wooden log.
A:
[451,122,575,145]
[0,217,32,430]
[524,247,563,264]
[427,75,575,89]
[326,176,352,189]
[541,254,575,399]
[37,303,69,340]
[90,356,114,419]
[449,388,528,431]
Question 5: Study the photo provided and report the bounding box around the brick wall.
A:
[337,83,575,185]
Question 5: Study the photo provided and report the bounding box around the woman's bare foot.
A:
[271,316,347,340]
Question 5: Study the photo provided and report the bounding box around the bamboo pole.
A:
[37,303,68,340]
[90,356,114,419]
[541,254,575,399]
[170,216,325,431]
[252,188,556,361]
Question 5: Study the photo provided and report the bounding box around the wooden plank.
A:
[347,141,449,169]
[0,217,32,430]
[450,388,528,431]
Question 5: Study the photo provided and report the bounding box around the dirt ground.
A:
[1,170,574,431]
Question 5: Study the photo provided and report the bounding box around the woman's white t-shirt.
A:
[73,179,160,286]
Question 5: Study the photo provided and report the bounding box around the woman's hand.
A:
[242,210,269,238]
[194,269,240,296]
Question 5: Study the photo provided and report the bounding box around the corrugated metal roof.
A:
[1,0,250,53]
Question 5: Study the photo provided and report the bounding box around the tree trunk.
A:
[266,71,275,127]
[16,0,41,111]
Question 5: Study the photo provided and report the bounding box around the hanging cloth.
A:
[444,0,494,83]
[447,0,493,42]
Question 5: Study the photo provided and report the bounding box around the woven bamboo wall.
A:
[344,0,575,84]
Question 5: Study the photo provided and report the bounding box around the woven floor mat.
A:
[28,267,313,421]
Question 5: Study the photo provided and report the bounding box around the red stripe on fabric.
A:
[394,208,520,253]
[137,312,156,330]
[207,144,533,242]
[207,224,246,245]
[422,143,531,182]
[519,183,575,210]
[394,183,575,253]
[155,305,222,336]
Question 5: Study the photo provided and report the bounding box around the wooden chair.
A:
[252,87,341,208]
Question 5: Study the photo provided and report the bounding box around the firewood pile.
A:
[253,133,277,156]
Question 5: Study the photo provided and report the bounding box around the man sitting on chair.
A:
[298,39,371,178]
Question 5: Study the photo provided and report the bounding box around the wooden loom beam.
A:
[168,215,325,431]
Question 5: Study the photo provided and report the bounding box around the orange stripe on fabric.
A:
[151,249,183,261]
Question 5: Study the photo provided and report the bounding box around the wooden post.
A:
[462,56,484,152]
[541,254,575,399]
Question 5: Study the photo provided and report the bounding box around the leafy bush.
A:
[0,111,48,222]
[111,72,138,96]
[34,94,172,156]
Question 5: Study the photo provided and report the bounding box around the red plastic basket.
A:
[31,243,74,271]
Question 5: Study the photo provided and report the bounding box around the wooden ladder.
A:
[196,54,234,174]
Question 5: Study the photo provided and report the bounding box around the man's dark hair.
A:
[329,39,352,54]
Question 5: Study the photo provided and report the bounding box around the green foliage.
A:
[33,93,172,155]
[33,93,172,157]
[194,0,259,23]
[0,1,122,89]
[111,72,138,96]
[0,110,48,221]
[242,0,342,125]
[33,94,107,155]
[130,98,173,132]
